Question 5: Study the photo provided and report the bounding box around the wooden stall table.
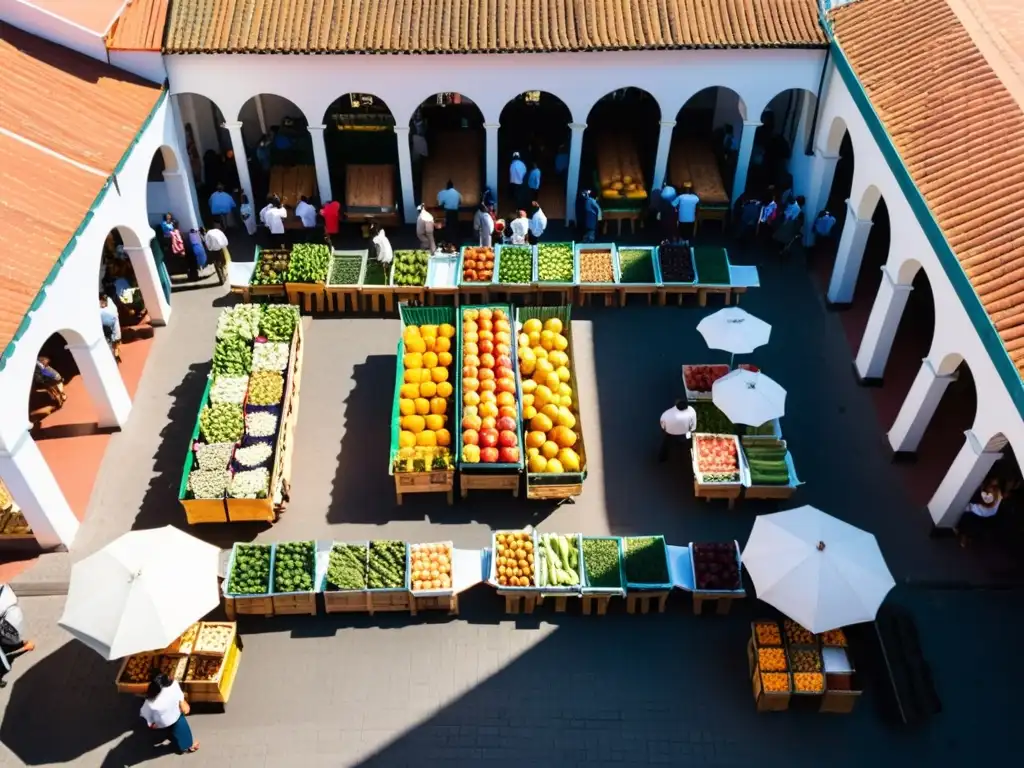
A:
[344,164,400,231]
[594,133,647,234]
[692,590,745,615]
[497,589,540,615]
[284,282,327,313]
[625,590,670,614]
[393,469,454,505]
[581,594,616,615]
[459,472,520,498]
[410,591,459,616]
[269,165,317,229]
[669,138,730,231]
[421,130,482,223]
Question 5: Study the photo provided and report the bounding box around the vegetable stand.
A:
[580,536,626,615]
[323,541,371,613]
[492,244,536,304]
[284,244,332,313]
[622,535,673,614]
[534,242,576,306]
[691,433,746,509]
[247,247,289,299]
[325,250,367,313]
[693,247,733,307]
[178,378,228,524]
[534,532,584,613]
[223,543,275,618]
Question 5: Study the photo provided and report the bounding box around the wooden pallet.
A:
[394,470,454,505]
[325,286,360,313]
[625,590,670,614]
[271,592,317,616]
[536,594,579,613]
[693,479,742,510]
[181,498,228,524]
[285,283,327,313]
[223,595,274,619]
[323,590,370,614]
[410,592,459,616]
[497,589,540,615]
[459,472,520,498]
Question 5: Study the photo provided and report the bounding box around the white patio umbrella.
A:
[58,526,221,660]
[742,506,896,633]
[696,307,771,365]
[711,368,786,426]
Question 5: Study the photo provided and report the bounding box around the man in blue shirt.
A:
[813,209,838,256]
[208,184,236,229]
[527,163,541,196]
[509,152,527,209]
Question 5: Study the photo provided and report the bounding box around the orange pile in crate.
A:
[410,542,452,592]
[462,247,494,282]
[397,323,456,469]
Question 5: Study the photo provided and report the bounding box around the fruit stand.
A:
[535,242,576,305]
[595,134,647,235]
[391,249,429,306]
[344,164,399,228]
[669,138,730,229]
[691,433,747,509]
[458,245,493,303]
[622,535,673,614]
[390,305,456,505]
[515,306,586,500]
[656,243,698,305]
[455,305,524,498]
[325,250,367,313]
[284,243,332,313]
[248,247,290,299]
[421,130,482,222]
[616,247,662,306]
[575,243,619,307]
[493,244,535,304]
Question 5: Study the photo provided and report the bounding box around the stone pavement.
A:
[0,231,1015,765]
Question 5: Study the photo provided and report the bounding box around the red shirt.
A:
[321,201,341,234]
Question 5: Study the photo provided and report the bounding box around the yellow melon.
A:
[438,352,453,368]
[531,413,553,433]
[414,398,431,415]
[528,454,548,473]
[402,415,425,433]
[399,430,416,449]
[526,431,547,449]
[557,448,581,472]
[422,352,439,369]
[439,323,455,338]
[406,336,426,354]
[544,318,563,334]
[420,381,437,398]
[545,458,564,474]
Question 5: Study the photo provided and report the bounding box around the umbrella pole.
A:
[730,352,735,368]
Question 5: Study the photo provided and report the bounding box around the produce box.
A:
[741,437,801,495]
[515,306,587,498]
[493,244,536,285]
[184,640,240,703]
[192,621,236,658]
[655,244,697,285]
[489,529,539,590]
[622,535,672,591]
[391,249,429,296]
[285,243,332,285]
[574,243,620,286]
[689,540,744,594]
[692,246,730,286]
[534,532,584,594]
[458,245,495,286]
[326,250,367,287]
[692,402,736,436]
[361,255,392,288]
[117,653,189,695]
[160,622,200,656]
[535,242,576,287]
[270,540,317,595]
[581,536,626,596]
[742,418,782,439]
[456,304,524,472]
[691,433,746,486]
[426,252,460,289]
[752,621,784,648]
[248,246,290,295]
[322,541,371,614]
[819,628,849,648]
[616,246,663,287]
[223,542,274,597]
[178,378,228,524]
[367,540,410,592]
[409,541,455,596]
[682,364,730,401]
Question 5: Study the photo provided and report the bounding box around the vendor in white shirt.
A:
[659,398,697,462]
[294,196,319,243]
[528,203,547,244]
[436,181,463,237]
[508,210,530,245]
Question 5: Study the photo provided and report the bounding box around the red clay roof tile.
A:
[107,0,171,51]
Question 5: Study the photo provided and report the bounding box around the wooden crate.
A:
[325,286,359,313]
[394,470,454,505]
[368,590,412,614]
[820,688,861,714]
[658,284,699,306]
[285,283,327,313]
[184,639,242,705]
[692,590,746,616]
[180,498,228,524]
[248,284,286,299]
[116,654,189,696]
[497,589,540,615]
[693,479,742,509]
[225,497,275,523]
[752,666,791,712]
[271,592,317,616]
[324,590,371,614]
[459,472,520,498]
[536,594,580,613]
[410,592,459,616]
[625,590,670,614]
[228,285,251,303]
[223,594,274,619]
[744,483,798,500]
[526,481,583,501]
[192,622,236,657]
[393,287,426,306]
[698,286,732,307]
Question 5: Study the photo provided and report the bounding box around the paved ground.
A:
[0,228,1015,765]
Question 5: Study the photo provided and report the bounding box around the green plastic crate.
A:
[178,377,214,501]
[692,246,730,286]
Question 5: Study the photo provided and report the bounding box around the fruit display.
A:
[754,622,782,647]
[328,253,363,285]
[691,541,741,591]
[199,403,243,444]
[493,530,535,588]
[186,656,224,682]
[326,543,368,590]
[227,543,272,594]
[461,246,494,283]
[162,622,200,655]
[517,315,582,475]
[410,542,453,592]
[623,536,670,585]
[194,442,234,472]
[273,540,315,592]
[362,257,389,286]
[692,402,735,436]
[577,248,615,283]
[758,648,788,672]
[121,654,187,684]
[536,243,574,283]
[251,248,291,285]
[368,540,407,589]
[212,336,252,376]
[819,629,848,647]
[657,243,696,283]
[194,623,234,655]
[743,439,792,486]
[694,434,740,483]
[216,305,261,342]
[247,370,285,406]
[784,619,815,646]
[617,248,656,283]
[693,246,730,285]
[209,375,248,405]
[737,363,760,373]
[790,649,823,673]
[792,672,825,693]
[683,364,730,395]
[252,342,290,372]
[395,322,455,472]
[229,467,270,498]
[458,307,521,467]
[596,135,647,200]
[259,305,300,343]
[581,538,623,589]
[188,469,229,499]
[392,250,429,287]
[760,671,791,693]
[286,243,332,283]
[497,246,533,283]
[245,411,278,439]
[536,533,581,588]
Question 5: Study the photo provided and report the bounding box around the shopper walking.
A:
[473,203,494,247]
[99,293,122,362]
[528,202,547,245]
[416,205,437,253]
[263,197,288,248]
[582,191,602,243]
[203,227,231,284]
[672,182,700,245]
[658,398,697,462]
[33,356,66,406]
[527,162,541,199]
[0,583,35,689]
[188,228,209,275]
[208,184,237,230]
[436,181,463,238]
[294,196,318,243]
[141,673,199,754]
[509,152,527,210]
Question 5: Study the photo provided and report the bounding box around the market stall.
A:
[344,164,399,227]
[325,249,367,313]
[615,246,662,306]
[360,250,395,313]
[575,243,619,307]
[284,243,332,313]
[668,138,730,228]
[268,164,317,229]
[656,243,698,305]
[457,245,494,303]
[594,133,648,235]
[535,242,576,305]
[390,249,429,305]
[622,535,673,614]
[420,130,482,222]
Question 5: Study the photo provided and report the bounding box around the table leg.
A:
[698,290,707,307]
[658,593,669,613]
[582,597,592,615]
[717,598,732,615]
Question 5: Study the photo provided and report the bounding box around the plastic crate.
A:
[493,244,536,286]
[615,246,663,287]
[581,536,626,596]
[622,535,673,590]
[488,530,540,590]
[457,245,496,288]
[655,244,698,287]
[223,542,275,598]
[574,243,620,286]
[535,242,576,287]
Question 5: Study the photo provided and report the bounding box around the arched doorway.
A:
[498,92,572,219]
[954,438,1024,575]
[174,92,230,200]
[750,88,818,198]
[100,227,159,349]
[826,182,886,305]
[321,93,399,227]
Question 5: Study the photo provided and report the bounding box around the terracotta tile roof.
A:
[107,0,171,51]
[164,0,826,54]
[0,26,163,358]
[831,0,1024,375]
[23,0,128,34]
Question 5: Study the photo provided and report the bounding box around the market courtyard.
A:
[0,234,1016,766]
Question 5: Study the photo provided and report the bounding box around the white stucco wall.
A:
[0,0,110,62]
[108,49,166,84]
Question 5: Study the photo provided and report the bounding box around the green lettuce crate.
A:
[515,306,588,500]
[456,304,525,473]
[692,246,730,287]
[178,378,228,523]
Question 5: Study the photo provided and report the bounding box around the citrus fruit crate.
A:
[178,377,229,524]
[492,244,537,287]
[535,242,576,289]
[457,245,495,289]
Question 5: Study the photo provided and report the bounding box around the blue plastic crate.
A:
[622,535,673,591]
[581,536,626,596]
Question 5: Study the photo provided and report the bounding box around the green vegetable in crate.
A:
[536,243,574,282]
[212,336,252,376]
[362,258,388,286]
[582,538,622,588]
[286,243,332,283]
[498,246,532,283]
[536,533,580,588]
[392,250,428,287]
[623,537,669,584]
[216,305,261,342]
[199,403,243,444]
[692,403,735,436]
[368,540,406,589]
[329,256,362,285]
[227,544,271,594]
[251,249,291,285]
[247,370,284,406]
[617,249,655,283]
[259,305,299,342]
[273,541,315,592]
[327,543,368,590]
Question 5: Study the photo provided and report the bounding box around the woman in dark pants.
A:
[141,673,199,754]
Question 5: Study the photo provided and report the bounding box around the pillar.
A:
[162,170,199,231]
[223,121,255,216]
[169,95,203,228]
[887,358,955,454]
[854,265,912,382]
[565,122,586,224]
[484,122,499,199]
[123,244,172,326]
[731,120,762,204]
[927,430,1003,528]
[307,125,333,204]
[394,126,416,224]
[0,432,79,548]
[67,334,132,429]
[652,120,676,191]
[803,148,840,245]
[827,199,873,305]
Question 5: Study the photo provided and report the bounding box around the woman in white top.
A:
[509,210,530,245]
[141,673,199,753]
[369,224,394,264]
[528,203,547,244]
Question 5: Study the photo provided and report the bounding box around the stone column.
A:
[730,120,762,204]
[887,358,956,454]
[0,432,79,549]
[651,120,676,191]
[123,244,172,326]
[307,124,333,204]
[803,148,840,245]
[928,430,1004,527]
[223,121,255,216]
[565,122,586,224]
[854,265,912,383]
[394,125,417,224]
[484,122,500,200]
[827,199,873,305]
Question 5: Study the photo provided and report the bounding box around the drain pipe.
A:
[805,45,832,156]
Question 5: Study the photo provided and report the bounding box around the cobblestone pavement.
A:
[0,232,1013,765]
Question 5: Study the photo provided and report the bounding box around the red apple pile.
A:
[460,307,521,465]
[695,435,739,475]
[683,364,730,393]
